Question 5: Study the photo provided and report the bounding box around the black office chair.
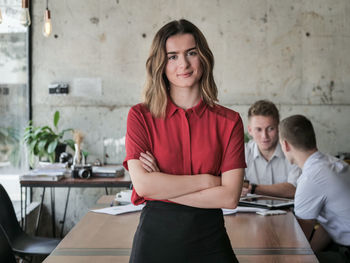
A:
[0,184,60,260]
[0,226,16,263]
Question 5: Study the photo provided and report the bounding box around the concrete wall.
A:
[31,0,350,235]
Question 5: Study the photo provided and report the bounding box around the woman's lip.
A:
[177,72,192,78]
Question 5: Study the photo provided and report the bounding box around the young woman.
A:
[123,19,246,263]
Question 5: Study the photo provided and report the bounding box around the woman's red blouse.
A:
[123,98,246,205]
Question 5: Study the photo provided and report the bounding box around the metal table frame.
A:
[20,175,132,238]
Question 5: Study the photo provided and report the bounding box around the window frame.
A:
[0,1,32,201]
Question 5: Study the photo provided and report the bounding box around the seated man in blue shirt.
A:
[243,100,300,198]
[279,114,350,263]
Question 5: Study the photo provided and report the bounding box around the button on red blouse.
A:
[123,98,246,205]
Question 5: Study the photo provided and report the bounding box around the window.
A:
[0,1,30,201]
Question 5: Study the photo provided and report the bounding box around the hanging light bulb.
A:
[19,0,31,27]
[43,8,52,37]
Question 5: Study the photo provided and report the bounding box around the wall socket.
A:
[49,83,69,94]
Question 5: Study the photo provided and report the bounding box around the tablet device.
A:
[239,195,294,208]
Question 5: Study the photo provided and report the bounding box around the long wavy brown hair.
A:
[143,19,218,118]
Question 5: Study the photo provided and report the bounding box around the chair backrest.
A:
[0,223,17,263]
[0,184,23,243]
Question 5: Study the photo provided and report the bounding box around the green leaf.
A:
[33,127,44,137]
[82,150,89,158]
[58,128,73,138]
[29,153,36,168]
[32,142,40,155]
[24,126,32,132]
[29,140,37,151]
[64,139,75,150]
[41,126,55,134]
[47,140,58,154]
[38,149,46,158]
[53,111,60,128]
[38,140,47,152]
[48,153,55,163]
[23,131,32,142]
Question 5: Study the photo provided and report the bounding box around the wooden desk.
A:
[44,196,318,263]
[20,175,132,237]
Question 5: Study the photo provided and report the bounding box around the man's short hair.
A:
[248,100,280,123]
[279,115,317,151]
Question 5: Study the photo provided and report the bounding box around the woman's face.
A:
[164,33,203,91]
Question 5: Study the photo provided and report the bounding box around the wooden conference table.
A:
[44,196,318,263]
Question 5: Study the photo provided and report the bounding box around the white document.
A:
[222,206,268,215]
[256,210,287,216]
[91,204,145,215]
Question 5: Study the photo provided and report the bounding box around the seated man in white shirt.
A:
[243,100,300,198]
[279,114,350,263]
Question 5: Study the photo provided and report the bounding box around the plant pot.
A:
[55,143,67,162]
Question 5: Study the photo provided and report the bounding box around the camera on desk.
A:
[71,164,92,179]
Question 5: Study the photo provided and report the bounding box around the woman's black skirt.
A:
[129,201,238,263]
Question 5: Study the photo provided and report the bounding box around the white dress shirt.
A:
[245,140,300,186]
[294,151,350,246]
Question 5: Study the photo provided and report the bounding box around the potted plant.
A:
[23,111,75,166]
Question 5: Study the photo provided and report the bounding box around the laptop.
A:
[239,195,294,208]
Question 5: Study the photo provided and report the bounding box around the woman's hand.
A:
[139,151,160,172]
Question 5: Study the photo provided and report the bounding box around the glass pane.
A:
[0,1,29,176]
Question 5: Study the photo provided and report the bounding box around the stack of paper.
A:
[91,204,145,215]
[20,163,69,181]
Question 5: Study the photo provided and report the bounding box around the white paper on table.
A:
[91,204,145,215]
[222,206,268,215]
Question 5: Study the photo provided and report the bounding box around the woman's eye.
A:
[188,51,197,56]
[168,55,176,60]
